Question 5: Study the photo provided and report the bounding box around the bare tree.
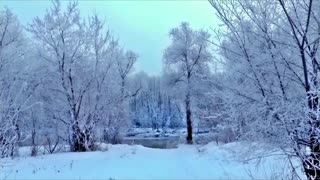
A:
[103,49,138,144]
[164,22,212,144]
[210,0,320,178]
[29,1,96,152]
[277,0,320,178]
[0,8,34,157]
[116,50,138,99]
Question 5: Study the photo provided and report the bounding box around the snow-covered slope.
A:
[0,142,304,179]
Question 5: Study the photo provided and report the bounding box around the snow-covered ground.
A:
[0,142,304,179]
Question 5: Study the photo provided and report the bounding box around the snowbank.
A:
[0,142,305,179]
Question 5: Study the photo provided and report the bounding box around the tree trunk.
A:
[121,79,125,99]
[304,88,320,180]
[31,118,37,156]
[185,71,193,144]
[70,121,87,152]
[186,92,193,144]
[10,123,20,157]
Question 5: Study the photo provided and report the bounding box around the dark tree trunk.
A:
[10,123,20,157]
[31,119,37,156]
[121,79,125,99]
[186,92,193,144]
[304,87,320,180]
[70,123,93,152]
[185,71,193,144]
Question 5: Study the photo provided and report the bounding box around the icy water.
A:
[122,136,180,149]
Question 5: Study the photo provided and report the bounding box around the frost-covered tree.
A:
[103,47,138,144]
[210,0,320,178]
[29,1,102,151]
[0,8,39,157]
[164,22,212,144]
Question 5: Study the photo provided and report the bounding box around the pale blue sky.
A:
[1,0,218,75]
